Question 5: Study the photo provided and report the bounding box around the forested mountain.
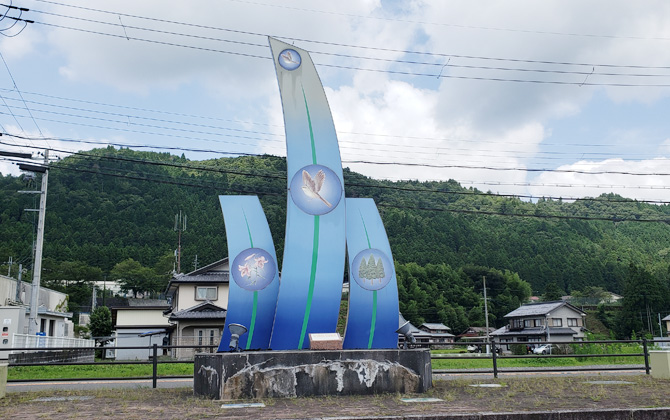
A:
[2,147,670,336]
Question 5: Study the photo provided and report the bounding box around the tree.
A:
[89,306,113,355]
[541,282,564,301]
[110,258,160,297]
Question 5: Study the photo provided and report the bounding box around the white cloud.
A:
[529,158,670,202]
[3,0,670,203]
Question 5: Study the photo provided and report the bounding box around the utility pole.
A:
[174,211,186,274]
[15,264,23,303]
[27,150,49,335]
[483,276,490,353]
[91,285,97,312]
[6,256,13,276]
[193,254,199,271]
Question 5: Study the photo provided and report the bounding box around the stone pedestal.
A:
[650,351,670,379]
[194,349,431,400]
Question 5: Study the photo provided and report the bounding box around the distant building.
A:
[491,301,587,352]
[108,298,172,360]
[456,326,496,342]
[0,274,76,357]
[164,258,229,359]
[397,318,455,348]
[0,274,73,337]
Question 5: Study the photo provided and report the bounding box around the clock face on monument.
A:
[278,49,302,71]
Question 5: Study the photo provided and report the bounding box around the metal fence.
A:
[5,338,670,388]
[432,338,670,378]
[12,333,95,349]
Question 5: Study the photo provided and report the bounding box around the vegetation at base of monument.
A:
[2,148,670,337]
[7,363,193,380]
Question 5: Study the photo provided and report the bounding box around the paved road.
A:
[7,377,193,392]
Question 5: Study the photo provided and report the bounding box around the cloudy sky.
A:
[1,0,670,203]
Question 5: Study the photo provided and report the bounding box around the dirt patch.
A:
[2,375,669,419]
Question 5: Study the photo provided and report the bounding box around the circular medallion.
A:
[289,164,342,215]
[278,49,302,71]
[351,248,393,291]
[231,248,277,291]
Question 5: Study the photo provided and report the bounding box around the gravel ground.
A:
[2,374,669,420]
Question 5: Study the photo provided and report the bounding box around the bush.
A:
[510,344,527,355]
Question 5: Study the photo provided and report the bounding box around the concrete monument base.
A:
[193,349,432,400]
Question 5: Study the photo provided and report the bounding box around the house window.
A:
[535,319,544,327]
[511,319,523,329]
[568,318,579,327]
[195,286,217,301]
[524,320,532,328]
[552,318,563,327]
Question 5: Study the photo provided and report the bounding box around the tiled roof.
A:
[504,301,585,318]
[127,298,169,307]
[420,323,451,331]
[170,272,229,284]
[169,301,227,321]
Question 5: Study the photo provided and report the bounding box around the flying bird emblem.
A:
[301,169,332,207]
[280,50,299,64]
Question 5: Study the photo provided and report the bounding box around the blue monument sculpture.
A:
[217,37,399,351]
[195,37,431,400]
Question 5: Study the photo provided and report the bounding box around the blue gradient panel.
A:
[343,198,399,349]
[217,196,279,352]
[268,37,346,350]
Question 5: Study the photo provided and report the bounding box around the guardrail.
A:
[5,338,670,387]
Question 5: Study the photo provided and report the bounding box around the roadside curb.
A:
[285,407,670,419]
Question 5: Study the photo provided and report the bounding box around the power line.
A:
[221,0,670,42]
[30,7,670,79]
[49,161,670,223]
[7,133,670,182]
[34,0,670,44]
[8,138,670,205]
[0,51,45,139]
[1,87,661,153]
[25,7,670,86]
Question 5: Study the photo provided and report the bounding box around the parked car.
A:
[533,344,552,354]
[467,344,482,353]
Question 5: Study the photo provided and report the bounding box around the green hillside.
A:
[2,147,669,337]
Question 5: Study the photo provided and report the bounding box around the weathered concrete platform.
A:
[194,349,431,400]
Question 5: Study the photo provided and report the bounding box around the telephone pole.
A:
[27,150,49,335]
[483,276,490,352]
[174,211,186,274]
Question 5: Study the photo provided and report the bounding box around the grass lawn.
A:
[8,362,194,380]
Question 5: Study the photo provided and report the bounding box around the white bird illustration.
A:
[281,50,299,64]
[301,169,332,207]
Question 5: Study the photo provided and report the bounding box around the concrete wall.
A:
[194,349,432,400]
[9,348,94,364]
